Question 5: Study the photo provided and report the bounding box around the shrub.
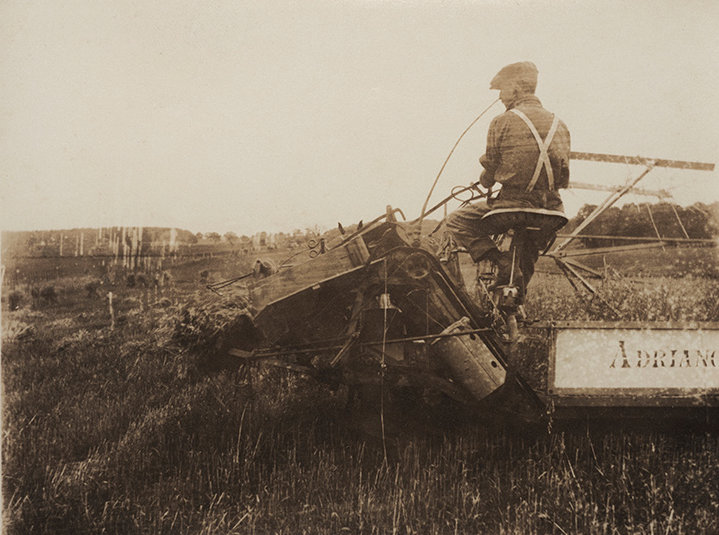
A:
[39,285,57,305]
[8,291,23,310]
[84,280,101,298]
[135,273,149,287]
[170,294,260,374]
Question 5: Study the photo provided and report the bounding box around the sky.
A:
[1,0,718,235]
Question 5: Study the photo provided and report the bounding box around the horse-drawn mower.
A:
[214,153,719,422]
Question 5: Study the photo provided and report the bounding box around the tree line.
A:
[564,201,719,247]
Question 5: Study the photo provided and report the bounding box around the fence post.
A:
[108,291,115,330]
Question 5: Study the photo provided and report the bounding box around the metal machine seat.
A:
[480,207,568,236]
[477,208,569,333]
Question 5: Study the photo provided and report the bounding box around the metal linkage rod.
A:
[570,152,715,171]
[551,242,670,259]
[228,328,492,360]
[553,233,716,244]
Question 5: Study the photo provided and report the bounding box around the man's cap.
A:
[490,61,538,90]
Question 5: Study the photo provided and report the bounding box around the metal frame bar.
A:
[552,242,670,259]
[552,257,623,317]
[553,233,716,244]
[670,203,691,239]
[561,258,603,277]
[553,257,596,293]
[536,320,719,330]
[645,204,666,251]
[570,151,715,171]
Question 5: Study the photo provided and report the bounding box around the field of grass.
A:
[3,248,719,534]
[538,244,719,279]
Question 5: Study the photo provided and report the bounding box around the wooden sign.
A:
[548,321,719,407]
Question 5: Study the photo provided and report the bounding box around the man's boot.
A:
[483,249,522,287]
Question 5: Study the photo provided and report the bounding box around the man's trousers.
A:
[446,200,555,293]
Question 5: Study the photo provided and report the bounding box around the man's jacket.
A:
[480,95,570,211]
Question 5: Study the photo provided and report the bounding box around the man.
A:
[446,61,570,296]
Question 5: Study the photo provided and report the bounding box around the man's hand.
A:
[479,169,496,189]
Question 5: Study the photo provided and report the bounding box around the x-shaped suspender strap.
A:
[510,108,560,192]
